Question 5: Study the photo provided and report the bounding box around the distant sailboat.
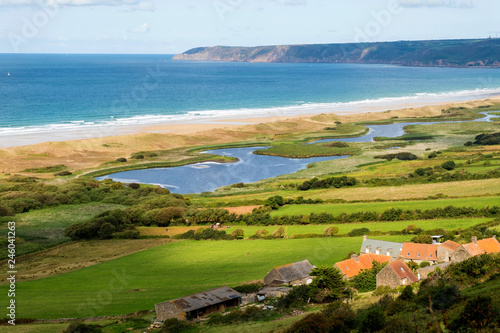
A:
[7,72,10,76]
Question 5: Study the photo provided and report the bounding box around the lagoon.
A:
[97,147,347,194]
[96,112,499,194]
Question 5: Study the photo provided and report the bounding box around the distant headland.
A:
[173,38,500,67]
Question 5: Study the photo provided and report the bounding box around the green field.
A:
[2,235,411,319]
[0,203,125,256]
[271,196,500,217]
[229,218,492,237]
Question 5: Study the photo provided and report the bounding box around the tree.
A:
[411,234,432,244]
[323,226,339,237]
[155,207,187,226]
[310,266,348,302]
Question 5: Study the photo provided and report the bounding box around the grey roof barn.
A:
[360,236,404,259]
[264,259,314,286]
[155,286,242,321]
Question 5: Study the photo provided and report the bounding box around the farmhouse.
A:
[360,236,404,259]
[400,243,438,264]
[155,286,242,321]
[451,236,500,262]
[376,260,419,289]
[436,240,461,262]
[264,259,314,286]
[335,253,391,279]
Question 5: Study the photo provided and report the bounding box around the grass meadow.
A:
[1,235,411,319]
[0,203,126,256]
[138,218,492,238]
[271,196,500,217]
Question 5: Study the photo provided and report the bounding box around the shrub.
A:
[231,229,244,239]
[411,234,432,244]
[357,306,386,333]
[441,160,456,170]
[160,318,194,333]
[323,226,339,237]
[55,171,72,176]
[232,283,263,294]
[128,183,140,189]
[348,228,370,237]
[116,157,127,163]
[62,322,102,333]
[324,141,349,148]
[286,313,332,333]
[270,227,286,238]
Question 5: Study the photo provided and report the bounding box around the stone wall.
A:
[376,265,401,289]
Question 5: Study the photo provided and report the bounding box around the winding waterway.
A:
[97,112,499,194]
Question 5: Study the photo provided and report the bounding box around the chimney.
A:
[351,254,359,263]
[363,235,367,241]
[493,235,497,240]
[471,236,478,245]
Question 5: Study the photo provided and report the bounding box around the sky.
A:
[0,0,499,54]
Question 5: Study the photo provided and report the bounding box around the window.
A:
[345,266,349,270]
[430,254,433,258]
[402,279,406,285]
[365,248,369,253]
[400,267,404,272]
[418,253,421,257]
[407,252,410,256]
[376,250,380,254]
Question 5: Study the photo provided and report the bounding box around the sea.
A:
[1,53,500,144]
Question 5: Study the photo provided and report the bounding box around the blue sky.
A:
[0,0,498,54]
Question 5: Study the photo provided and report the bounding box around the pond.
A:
[97,147,348,194]
[96,112,499,194]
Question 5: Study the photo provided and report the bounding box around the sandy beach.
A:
[0,95,499,175]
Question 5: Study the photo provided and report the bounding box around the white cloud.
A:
[128,22,150,33]
[399,0,474,8]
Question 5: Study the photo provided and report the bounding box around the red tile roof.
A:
[401,243,438,261]
[463,237,500,256]
[388,260,418,283]
[439,240,461,252]
[335,253,391,278]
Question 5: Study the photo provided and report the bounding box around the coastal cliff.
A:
[173,38,500,67]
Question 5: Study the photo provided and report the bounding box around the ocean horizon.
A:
[1,53,500,144]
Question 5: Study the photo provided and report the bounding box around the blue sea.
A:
[1,53,500,140]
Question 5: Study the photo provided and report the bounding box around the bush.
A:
[270,227,286,238]
[324,141,349,147]
[116,157,127,163]
[128,183,140,189]
[348,228,370,237]
[323,226,339,237]
[375,152,418,161]
[55,171,73,176]
[62,322,102,333]
[231,229,244,239]
[411,234,432,244]
[232,283,263,294]
[160,318,194,333]
[441,160,456,170]
[286,313,332,333]
[357,306,386,333]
